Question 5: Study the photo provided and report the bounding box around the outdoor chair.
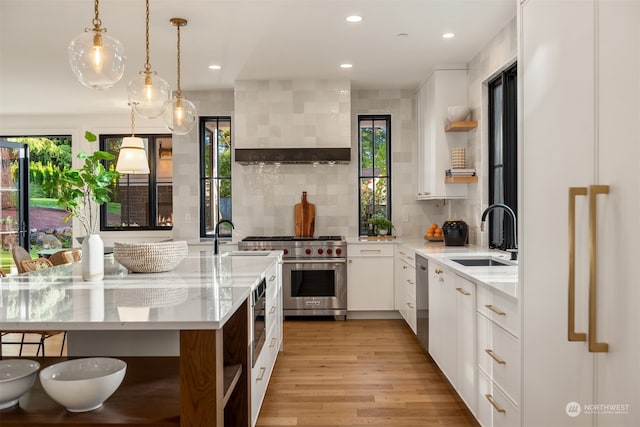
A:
[12,246,32,273]
[20,257,54,272]
[49,249,81,266]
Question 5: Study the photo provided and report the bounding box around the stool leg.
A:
[60,332,67,357]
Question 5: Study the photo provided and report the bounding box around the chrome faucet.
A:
[480,203,518,260]
[214,219,235,255]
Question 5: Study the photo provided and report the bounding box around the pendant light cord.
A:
[144,0,151,74]
[91,0,104,32]
[176,21,182,98]
[129,103,137,136]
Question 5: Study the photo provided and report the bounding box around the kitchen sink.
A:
[450,257,513,267]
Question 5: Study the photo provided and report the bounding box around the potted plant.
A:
[370,214,394,236]
[49,131,120,281]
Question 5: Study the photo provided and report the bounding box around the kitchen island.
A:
[0,250,282,427]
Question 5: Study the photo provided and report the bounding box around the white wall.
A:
[456,16,517,246]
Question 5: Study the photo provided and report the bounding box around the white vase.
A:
[82,234,104,281]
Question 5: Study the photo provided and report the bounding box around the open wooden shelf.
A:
[444,176,478,184]
[223,363,243,406]
[444,120,478,132]
[0,357,181,426]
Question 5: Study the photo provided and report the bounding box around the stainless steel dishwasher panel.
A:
[416,255,429,353]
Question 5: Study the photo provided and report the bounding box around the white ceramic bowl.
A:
[39,357,126,412]
[0,359,40,410]
[447,106,471,122]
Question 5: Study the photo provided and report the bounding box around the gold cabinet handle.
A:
[455,287,470,296]
[407,280,414,285]
[485,394,506,414]
[485,304,506,316]
[568,187,588,342]
[269,337,277,348]
[269,275,276,282]
[256,366,267,381]
[269,306,276,314]
[435,268,443,274]
[403,265,408,270]
[485,349,506,365]
[399,251,406,255]
[588,185,609,353]
[406,302,415,309]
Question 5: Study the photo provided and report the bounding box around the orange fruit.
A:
[426,230,434,237]
[430,223,438,230]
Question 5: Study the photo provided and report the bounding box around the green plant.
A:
[370,214,394,232]
[47,131,121,235]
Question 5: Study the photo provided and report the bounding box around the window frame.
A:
[99,133,173,231]
[199,116,232,238]
[357,114,392,236]
[487,63,518,249]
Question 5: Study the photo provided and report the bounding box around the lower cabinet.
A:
[428,260,458,384]
[475,284,520,427]
[394,245,416,333]
[347,243,395,311]
[251,262,282,426]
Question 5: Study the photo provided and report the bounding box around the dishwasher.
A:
[415,255,429,353]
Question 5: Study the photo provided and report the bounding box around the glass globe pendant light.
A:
[163,18,197,135]
[68,0,126,90]
[127,0,171,119]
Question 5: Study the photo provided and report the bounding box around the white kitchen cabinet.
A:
[251,262,282,426]
[394,245,416,333]
[455,275,476,414]
[416,68,470,200]
[428,260,457,385]
[347,243,395,311]
[521,1,639,426]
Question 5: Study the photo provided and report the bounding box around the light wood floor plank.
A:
[257,319,478,427]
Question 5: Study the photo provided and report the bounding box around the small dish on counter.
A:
[39,357,126,412]
[424,235,443,242]
[0,359,40,410]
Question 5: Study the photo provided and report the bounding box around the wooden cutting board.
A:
[294,191,315,237]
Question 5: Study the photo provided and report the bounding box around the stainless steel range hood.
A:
[234,148,351,165]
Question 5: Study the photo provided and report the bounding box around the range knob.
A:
[327,248,333,254]
[317,248,324,255]
[305,249,311,255]
[283,249,289,255]
[336,248,342,255]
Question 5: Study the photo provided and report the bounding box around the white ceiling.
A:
[0,0,515,116]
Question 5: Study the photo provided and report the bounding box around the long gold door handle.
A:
[588,185,609,353]
[568,187,587,342]
[485,394,506,414]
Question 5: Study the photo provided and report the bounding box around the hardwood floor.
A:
[257,319,478,427]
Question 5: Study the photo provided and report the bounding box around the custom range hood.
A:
[235,147,350,165]
[234,79,352,165]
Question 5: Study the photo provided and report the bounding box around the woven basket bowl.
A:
[113,241,188,273]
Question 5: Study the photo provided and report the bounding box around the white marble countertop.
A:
[0,250,281,331]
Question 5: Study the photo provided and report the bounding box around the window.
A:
[200,117,232,238]
[358,115,391,235]
[100,134,173,230]
[488,63,517,249]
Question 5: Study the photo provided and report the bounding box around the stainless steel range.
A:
[238,236,347,319]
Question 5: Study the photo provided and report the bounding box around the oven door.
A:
[281,259,347,315]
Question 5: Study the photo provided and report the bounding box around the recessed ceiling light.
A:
[208,64,222,70]
[340,63,353,69]
[346,15,363,23]
[442,33,455,39]
[397,33,409,38]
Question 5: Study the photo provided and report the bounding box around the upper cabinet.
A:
[416,68,473,200]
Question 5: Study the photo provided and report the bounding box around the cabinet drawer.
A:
[477,285,519,336]
[477,313,521,404]
[349,243,395,257]
[477,369,520,427]
[406,295,417,334]
[251,326,279,424]
[396,247,416,265]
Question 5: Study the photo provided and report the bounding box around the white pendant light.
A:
[163,18,197,135]
[68,0,126,90]
[116,104,150,174]
[127,0,170,119]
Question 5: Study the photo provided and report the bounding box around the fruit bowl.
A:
[424,235,444,242]
[39,357,126,412]
[0,359,40,410]
[447,106,471,122]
